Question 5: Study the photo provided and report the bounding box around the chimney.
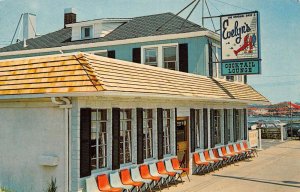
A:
[23,13,36,40]
[64,8,76,28]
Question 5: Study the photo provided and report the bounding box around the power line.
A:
[11,14,23,45]
[211,0,252,12]
[208,0,223,15]
[156,0,198,31]
[205,0,217,32]
[253,74,300,78]
[181,0,201,28]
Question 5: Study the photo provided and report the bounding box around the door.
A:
[176,117,189,170]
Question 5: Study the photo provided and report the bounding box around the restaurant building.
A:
[0,53,268,192]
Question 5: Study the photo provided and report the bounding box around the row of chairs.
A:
[86,158,190,192]
[193,140,256,175]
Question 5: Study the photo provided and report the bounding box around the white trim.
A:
[0,31,219,57]
[141,43,179,70]
[89,49,108,55]
[0,91,270,105]
[66,18,131,27]
[81,25,94,40]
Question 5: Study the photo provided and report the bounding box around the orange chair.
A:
[243,141,257,157]
[214,148,230,166]
[140,164,162,192]
[234,143,247,160]
[237,143,251,158]
[156,161,177,185]
[193,152,210,174]
[229,144,242,160]
[212,148,227,167]
[171,158,190,182]
[120,169,143,192]
[97,174,123,192]
[204,150,221,170]
[221,146,236,164]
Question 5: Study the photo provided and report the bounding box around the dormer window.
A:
[81,26,93,39]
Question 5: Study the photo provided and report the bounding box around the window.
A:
[212,110,222,145]
[142,44,178,70]
[225,110,232,142]
[163,109,171,155]
[120,109,132,164]
[81,26,93,39]
[94,51,108,57]
[91,109,107,170]
[195,109,203,149]
[234,109,242,141]
[217,48,224,79]
[143,109,153,159]
[235,75,244,83]
[163,46,177,70]
[144,48,158,67]
[226,76,235,82]
[209,44,224,79]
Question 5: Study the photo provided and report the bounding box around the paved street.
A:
[168,140,300,192]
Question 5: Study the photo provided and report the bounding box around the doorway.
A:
[176,117,189,170]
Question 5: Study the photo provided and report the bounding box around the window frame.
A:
[90,109,108,171]
[120,109,133,165]
[81,25,93,39]
[234,109,242,141]
[143,109,154,160]
[144,47,158,67]
[163,109,172,156]
[141,43,179,70]
[195,109,204,149]
[212,109,222,145]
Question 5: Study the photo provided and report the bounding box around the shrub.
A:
[45,177,57,192]
[0,187,15,192]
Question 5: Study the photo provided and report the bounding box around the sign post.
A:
[220,11,261,76]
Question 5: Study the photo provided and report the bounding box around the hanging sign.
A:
[222,60,260,75]
[220,11,261,75]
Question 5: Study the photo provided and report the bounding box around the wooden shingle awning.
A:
[0,53,269,104]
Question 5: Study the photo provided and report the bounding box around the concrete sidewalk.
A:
[168,140,300,192]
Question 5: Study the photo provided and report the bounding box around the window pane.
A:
[213,110,221,145]
[85,28,90,37]
[163,109,171,155]
[81,26,92,39]
[90,109,108,170]
[163,46,177,70]
[145,48,158,66]
[120,109,132,164]
[143,109,153,159]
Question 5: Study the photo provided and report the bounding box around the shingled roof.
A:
[0,52,269,104]
[0,12,205,53]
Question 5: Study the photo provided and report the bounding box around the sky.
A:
[0,0,299,104]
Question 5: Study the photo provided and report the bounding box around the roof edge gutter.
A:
[0,31,219,57]
[0,91,270,105]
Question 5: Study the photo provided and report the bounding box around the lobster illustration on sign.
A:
[234,34,256,56]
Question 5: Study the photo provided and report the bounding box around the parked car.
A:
[284,123,300,137]
[257,122,279,129]
[248,121,258,130]
[297,129,300,138]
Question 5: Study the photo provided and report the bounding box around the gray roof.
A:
[0,12,206,53]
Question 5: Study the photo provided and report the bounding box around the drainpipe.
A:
[51,97,72,192]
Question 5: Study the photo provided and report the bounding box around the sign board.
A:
[221,60,260,75]
[248,130,259,148]
[220,11,261,75]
